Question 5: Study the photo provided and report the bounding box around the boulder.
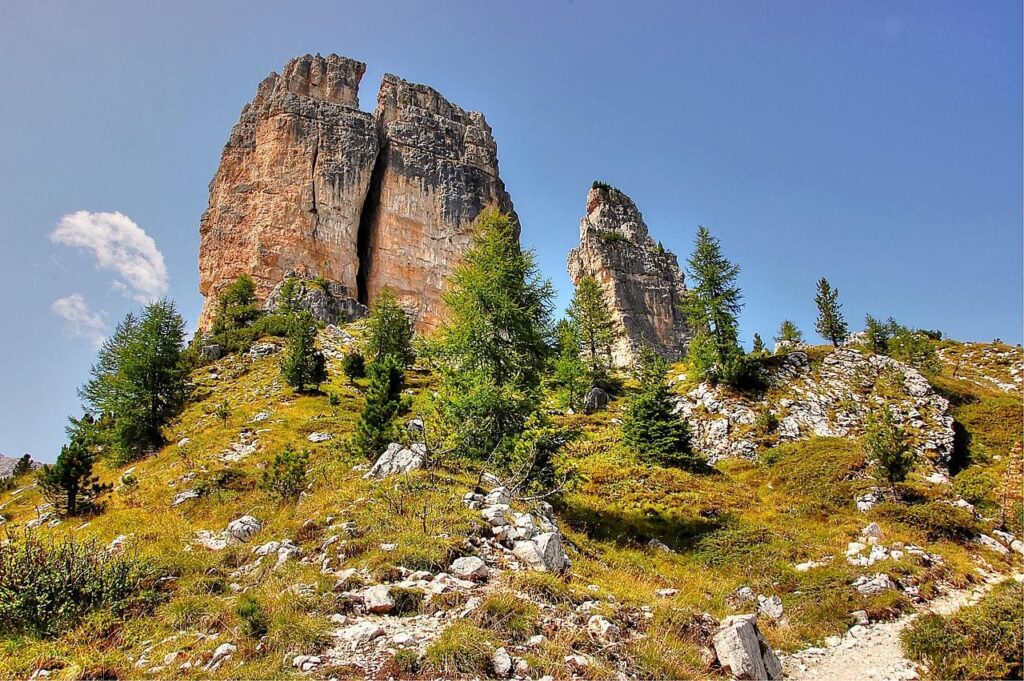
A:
[226,515,261,542]
[492,647,513,677]
[712,615,782,680]
[450,556,489,581]
[249,342,280,360]
[513,531,568,573]
[756,595,784,620]
[583,387,610,414]
[363,442,426,479]
[360,584,394,613]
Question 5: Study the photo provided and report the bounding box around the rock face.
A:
[674,349,955,464]
[567,186,690,368]
[198,54,514,332]
[360,75,517,332]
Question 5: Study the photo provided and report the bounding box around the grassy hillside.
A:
[0,337,1019,679]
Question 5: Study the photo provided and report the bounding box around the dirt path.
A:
[782,573,1020,681]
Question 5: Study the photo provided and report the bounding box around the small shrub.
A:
[877,501,978,540]
[236,594,269,638]
[473,592,539,642]
[755,406,778,435]
[392,648,419,674]
[390,587,425,616]
[864,407,913,492]
[341,352,366,381]
[260,446,310,501]
[423,620,495,676]
[214,400,231,422]
[0,533,163,637]
[328,391,341,407]
[952,467,998,509]
[902,580,1022,679]
[194,468,248,497]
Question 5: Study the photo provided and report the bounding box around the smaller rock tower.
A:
[567,184,691,368]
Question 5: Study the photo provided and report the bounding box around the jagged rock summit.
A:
[198,53,515,332]
[567,184,691,367]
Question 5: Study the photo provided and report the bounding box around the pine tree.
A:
[351,355,404,458]
[37,426,110,516]
[430,210,553,460]
[365,287,415,367]
[621,347,698,468]
[552,319,587,411]
[213,275,262,334]
[11,454,32,478]
[280,312,327,392]
[864,314,890,353]
[259,445,310,501]
[751,333,766,355]
[814,277,848,347]
[79,300,187,462]
[568,275,616,382]
[683,226,745,385]
[864,407,913,496]
[774,320,803,346]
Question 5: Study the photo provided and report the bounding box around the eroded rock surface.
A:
[567,185,690,367]
[199,54,515,332]
[674,349,955,464]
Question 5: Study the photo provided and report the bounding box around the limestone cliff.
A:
[198,54,515,332]
[567,185,690,367]
[360,75,516,332]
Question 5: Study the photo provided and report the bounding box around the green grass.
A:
[0,335,1018,678]
[902,579,1023,680]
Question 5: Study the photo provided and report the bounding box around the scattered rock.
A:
[226,515,261,542]
[757,595,784,620]
[852,573,896,596]
[249,342,280,360]
[492,647,513,677]
[587,615,620,643]
[204,643,236,671]
[450,556,489,581]
[307,432,332,443]
[976,534,1010,556]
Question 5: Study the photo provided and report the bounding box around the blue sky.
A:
[1,0,1020,462]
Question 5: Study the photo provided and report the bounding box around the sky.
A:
[1,0,1020,462]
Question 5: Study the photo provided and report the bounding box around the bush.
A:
[622,348,698,468]
[473,592,538,642]
[864,407,913,491]
[0,533,163,637]
[260,446,310,501]
[280,312,327,392]
[423,620,495,676]
[877,501,978,540]
[902,580,1022,679]
[365,287,415,367]
[341,352,366,381]
[236,594,269,638]
[351,355,405,459]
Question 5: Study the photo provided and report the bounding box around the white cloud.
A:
[52,293,106,348]
[50,210,169,303]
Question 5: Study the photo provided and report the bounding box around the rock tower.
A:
[198,54,515,332]
[567,185,690,367]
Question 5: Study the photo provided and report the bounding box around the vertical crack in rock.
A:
[355,136,386,307]
[309,126,320,238]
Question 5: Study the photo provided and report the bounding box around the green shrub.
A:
[473,592,539,642]
[877,501,978,540]
[902,580,1022,679]
[236,594,269,638]
[952,467,998,509]
[260,446,310,501]
[392,648,419,674]
[341,352,366,381]
[423,620,495,676]
[622,347,698,468]
[0,533,163,637]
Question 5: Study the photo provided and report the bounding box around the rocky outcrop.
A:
[567,186,690,368]
[263,272,367,325]
[673,348,956,464]
[360,75,517,332]
[198,54,514,332]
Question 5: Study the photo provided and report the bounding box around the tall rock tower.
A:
[197,54,515,332]
[567,185,691,367]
